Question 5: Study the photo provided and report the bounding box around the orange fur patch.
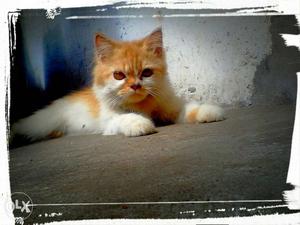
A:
[186,108,199,123]
[48,130,64,139]
[124,95,179,123]
[127,95,158,116]
[67,88,100,118]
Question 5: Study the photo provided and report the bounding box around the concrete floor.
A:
[9,104,298,224]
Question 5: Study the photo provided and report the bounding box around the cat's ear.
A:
[143,27,163,57]
[95,33,114,61]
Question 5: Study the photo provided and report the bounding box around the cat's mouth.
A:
[125,90,149,103]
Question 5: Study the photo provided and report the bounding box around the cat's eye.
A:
[113,71,126,80]
[141,68,153,78]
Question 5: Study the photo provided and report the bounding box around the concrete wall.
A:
[252,16,299,105]
[12,9,299,121]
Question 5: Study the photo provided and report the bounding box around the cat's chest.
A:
[124,95,178,124]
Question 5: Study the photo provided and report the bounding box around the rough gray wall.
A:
[163,17,272,106]
[252,16,300,106]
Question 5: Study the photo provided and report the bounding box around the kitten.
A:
[12,28,224,140]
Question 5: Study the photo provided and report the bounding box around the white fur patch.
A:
[63,101,101,136]
[12,99,68,140]
[197,104,225,122]
[103,113,156,137]
[180,101,225,123]
[12,97,101,140]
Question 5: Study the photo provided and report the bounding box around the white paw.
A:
[103,113,156,137]
[121,114,156,137]
[184,102,225,123]
[196,104,225,123]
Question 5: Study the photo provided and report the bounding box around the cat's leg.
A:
[103,113,156,137]
[179,102,225,124]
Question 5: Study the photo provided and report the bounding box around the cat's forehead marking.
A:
[118,46,144,77]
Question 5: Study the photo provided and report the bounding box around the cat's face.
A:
[92,28,167,107]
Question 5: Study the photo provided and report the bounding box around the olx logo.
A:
[12,199,31,213]
[9,192,33,221]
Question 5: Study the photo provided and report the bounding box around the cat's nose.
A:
[130,83,142,91]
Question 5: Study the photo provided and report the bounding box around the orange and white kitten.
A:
[12,28,224,140]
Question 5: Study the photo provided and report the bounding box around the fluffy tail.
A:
[11,99,67,141]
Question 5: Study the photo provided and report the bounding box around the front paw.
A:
[121,114,156,137]
[103,113,156,137]
[185,103,225,123]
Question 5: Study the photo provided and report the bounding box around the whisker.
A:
[146,87,168,102]
[105,94,122,108]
